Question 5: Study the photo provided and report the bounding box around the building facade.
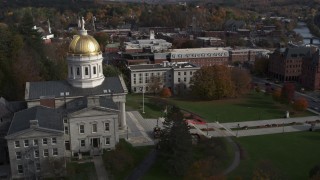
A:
[169,48,229,67]
[268,47,312,82]
[129,61,200,95]
[6,19,128,179]
[301,49,320,90]
[6,106,65,179]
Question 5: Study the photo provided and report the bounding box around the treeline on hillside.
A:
[1,3,250,31]
[0,10,67,100]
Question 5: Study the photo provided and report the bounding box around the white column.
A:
[120,102,126,129]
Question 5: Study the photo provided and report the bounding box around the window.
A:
[178,72,181,76]
[63,118,68,124]
[52,148,58,156]
[15,141,20,148]
[77,67,80,76]
[42,138,48,145]
[184,72,186,75]
[80,140,85,147]
[52,138,57,144]
[16,152,22,160]
[133,74,136,77]
[184,77,186,82]
[190,71,193,75]
[105,122,110,131]
[92,124,97,133]
[33,139,38,146]
[17,165,23,174]
[64,126,69,134]
[85,67,89,75]
[43,149,49,157]
[178,78,181,82]
[79,125,84,134]
[105,137,110,145]
[70,67,73,75]
[34,150,39,158]
[93,66,96,74]
[24,140,29,147]
[35,163,40,171]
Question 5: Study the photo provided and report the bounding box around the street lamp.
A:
[140,86,145,114]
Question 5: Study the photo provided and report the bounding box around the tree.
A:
[253,57,269,77]
[252,160,285,180]
[103,65,121,77]
[160,87,172,98]
[231,68,251,96]
[293,98,308,111]
[272,88,281,102]
[148,74,162,95]
[309,164,320,180]
[190,65,235,100]
[281,82,295,103]
[42,157,66,178]
[159,106,193,176]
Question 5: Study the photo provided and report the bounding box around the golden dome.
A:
[69,34,101,55]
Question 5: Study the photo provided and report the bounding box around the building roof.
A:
[64,96,118,114]
[284,47,311,59]
[25,76,127,101]
[7,106,63,135]
[129,61,198,71]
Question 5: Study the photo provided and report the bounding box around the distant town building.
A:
[129,61,200,95]
[229,49,270,63]
[269,47,312,82]
[124,30,172,53]
[169,48,229,67]
[301,48,320,90]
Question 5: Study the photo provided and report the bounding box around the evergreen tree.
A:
[159,106,193,176]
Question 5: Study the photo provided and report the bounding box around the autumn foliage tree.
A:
[160,87,172,98]
[281,82,295,103]
[190,65,235,100]
[231,68,252,96]
[293,98,308,111]
[272,88,281,102]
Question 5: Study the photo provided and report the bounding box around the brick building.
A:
[301,49,320,90]
[229,49,270,63]
[269,47,312,82]
[169,48,229,67]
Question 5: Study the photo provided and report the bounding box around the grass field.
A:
[66,162,97,180]
[230,131,320,179]
[126,92,314,122]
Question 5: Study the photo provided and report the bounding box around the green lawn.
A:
[230,131,320,179]
[66,162,97,180]
[126,94,165,118]
[126,92,314,122]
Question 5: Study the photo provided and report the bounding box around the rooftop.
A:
[25,76,127,101]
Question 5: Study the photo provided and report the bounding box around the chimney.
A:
[30,120,39,128]
[40,96,55,109]
[150,30,155,40]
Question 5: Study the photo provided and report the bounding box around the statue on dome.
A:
[81,17,85,30]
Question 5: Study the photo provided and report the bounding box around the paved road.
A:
[93,156,109,180]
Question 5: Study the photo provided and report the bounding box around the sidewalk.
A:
[194,116,320,137]
[93,156,109,180]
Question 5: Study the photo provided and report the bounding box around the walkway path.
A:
[126,149,157,180]
[223,137,240,175]
[93,156,109,180]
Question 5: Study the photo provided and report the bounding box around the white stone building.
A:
[129,61,200,95]
[6,19,128,179]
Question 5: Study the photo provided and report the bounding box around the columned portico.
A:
[119,102,126,129]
